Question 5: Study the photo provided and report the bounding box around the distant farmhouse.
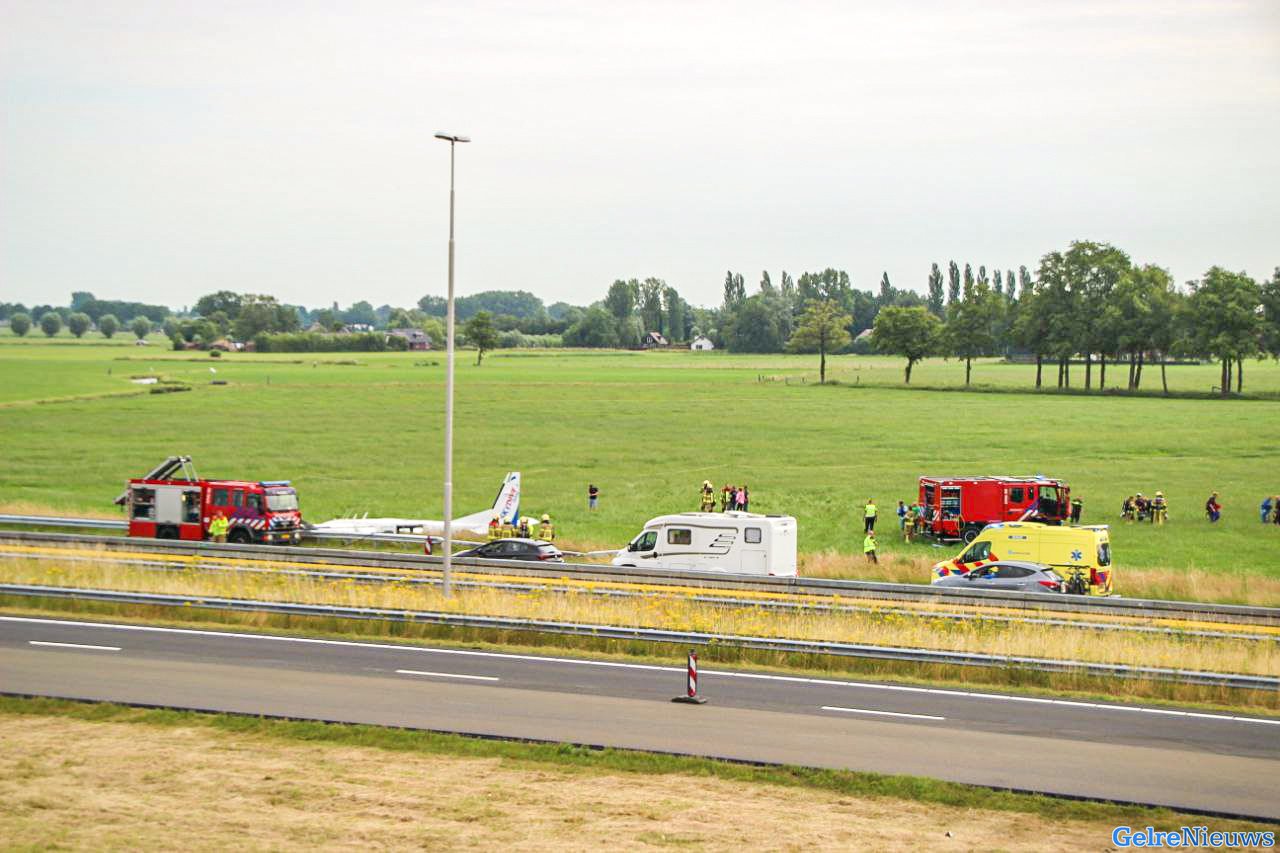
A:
[690,335,714,351]
[387,328,432,351]
[642,331,669,349]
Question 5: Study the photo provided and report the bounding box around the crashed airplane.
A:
[309,472,521,539]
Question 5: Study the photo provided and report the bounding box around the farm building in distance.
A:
[387,328,432,351]
[690,335,714,351]
[642,331,669,349]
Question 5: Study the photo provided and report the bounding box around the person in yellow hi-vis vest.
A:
[700,480,715,512]
[538,514,555,541]
[863,498,877,533]
[863,530,878,564]
[209,515,229,543]
[1152,491,1168,525]
[500,518,515,538]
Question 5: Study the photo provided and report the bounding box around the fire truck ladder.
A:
[113,456,200,505]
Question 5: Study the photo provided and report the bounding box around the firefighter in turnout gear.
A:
[487,515,500,540]
[538,513,555,541]
[700,480,716,512]
[209,515,229,543]
[500,518,515,538]
[1152,491,1168,525]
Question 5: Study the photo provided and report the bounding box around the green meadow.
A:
[2,338,1278,585]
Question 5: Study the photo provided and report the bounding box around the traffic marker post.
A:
[671,650,707,704]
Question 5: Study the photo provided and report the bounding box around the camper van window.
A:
[744,527,762,544]
[1098,543,1111,566]
[667,529,692,546]
[632,531,657,552]
[961,541,992,563]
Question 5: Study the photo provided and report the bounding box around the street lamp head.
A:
[434,133,471,143]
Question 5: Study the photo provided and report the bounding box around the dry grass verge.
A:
[2,697,1270,852]
[5,555,1276,681]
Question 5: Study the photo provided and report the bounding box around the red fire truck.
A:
[115,456,303,544]
[917,475,1071,543]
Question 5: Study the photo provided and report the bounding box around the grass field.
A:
[2,340,1279,589]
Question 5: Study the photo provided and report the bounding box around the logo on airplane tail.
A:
[493,472,520,524]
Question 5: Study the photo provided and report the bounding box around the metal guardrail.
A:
[1,517,1278,627]
[1,582,1275,691]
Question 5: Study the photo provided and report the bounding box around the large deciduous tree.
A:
[39,312,62,337]
[944,280,1001,386]
[463,311,499,365]
[786,300,852,384]
[97,314,119,339]
[872,306,942,384]
[9,312,32,336]
[1185,267,1263,396]
[130,316,152,340]
[67,312,91,338]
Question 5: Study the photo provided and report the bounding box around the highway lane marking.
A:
[5,617,1278,728]
[821,706,945,721]
[28,641,121,651]
[396,669,500,682]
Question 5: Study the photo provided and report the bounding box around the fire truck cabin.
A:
[918,475,1070,543]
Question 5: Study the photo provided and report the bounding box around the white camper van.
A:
[612,512,797,577]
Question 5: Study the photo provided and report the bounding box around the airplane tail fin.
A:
[452,472,521,530]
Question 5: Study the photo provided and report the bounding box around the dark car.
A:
[454,538,564,562]
[931,560,1063,593]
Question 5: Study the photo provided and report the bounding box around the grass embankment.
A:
[2,342,1279,588]
[5,555,1276,711]
[1,696,1271,851]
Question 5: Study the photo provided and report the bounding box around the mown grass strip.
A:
[1,694,1274,830]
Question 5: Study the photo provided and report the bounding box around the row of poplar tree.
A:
[714,241,1279,397]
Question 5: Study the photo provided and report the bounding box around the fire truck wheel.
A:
[228,527,252,544]
[961,526,981,544]
[155,525,178,540]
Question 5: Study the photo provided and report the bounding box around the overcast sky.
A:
[3,0,1278,311]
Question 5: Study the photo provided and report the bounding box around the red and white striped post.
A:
[671,650,707,704]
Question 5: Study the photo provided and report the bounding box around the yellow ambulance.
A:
[931,521,1113,595]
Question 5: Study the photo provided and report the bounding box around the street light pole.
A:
[435,132,469,597]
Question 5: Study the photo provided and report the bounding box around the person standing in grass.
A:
[903,504,917,544]
[208,515,228,543]
[588,484,599,511]
[896,500,907,531]
[1262,496,1273,524]
[742,484,750,512]
[863,530,878,564]
[1205,491,1222,523]
[864,498,877,533]
[735,485,746,512]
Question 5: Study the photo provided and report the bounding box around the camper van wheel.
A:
[960,526,981,544]
[228,527,252,544]
[155,525,178,540]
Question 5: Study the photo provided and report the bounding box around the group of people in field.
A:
[1122,492,1169,524]
[1259,496,1280,525]
[699,481,750,513]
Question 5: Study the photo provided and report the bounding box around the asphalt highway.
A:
[3,616,1278,819]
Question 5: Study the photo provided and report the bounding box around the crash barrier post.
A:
[671,649,707,704]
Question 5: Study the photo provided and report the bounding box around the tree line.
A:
[866,242,1279,396]
[7,240,1278,395]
